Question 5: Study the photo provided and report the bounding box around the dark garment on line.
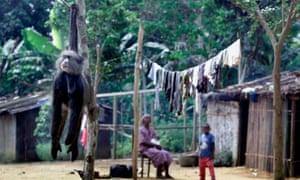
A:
[168,72,176,112]
[173,72,182,115]
[197,63,208,93]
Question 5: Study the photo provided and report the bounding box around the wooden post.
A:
[192,103,197,151]
[112,96,117,159]
[183,103,187,152]
[198,93,203,136]
[151,101,154,126]
[94,44,104,94]
[289,96,298,177]
[132,24,144,180]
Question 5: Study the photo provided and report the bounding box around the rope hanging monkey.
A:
[51,4,92,161]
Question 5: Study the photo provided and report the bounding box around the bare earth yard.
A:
[0,159,297,180]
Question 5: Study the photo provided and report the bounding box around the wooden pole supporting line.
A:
[94,44,104,94]
[183,103,187,152]
[132,24,144,180]
[112,96,117,159]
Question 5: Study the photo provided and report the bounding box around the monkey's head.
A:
[57,50,84,75]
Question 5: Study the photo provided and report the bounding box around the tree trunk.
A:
[272,44,284,180]
[76,0,100,180]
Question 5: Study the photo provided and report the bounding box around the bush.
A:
[213,150,233,167]
[36,143,68,161]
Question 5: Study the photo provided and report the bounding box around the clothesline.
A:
[144,39,241,115]
[101,53,135,65]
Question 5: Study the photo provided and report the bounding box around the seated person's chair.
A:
[132,132,151,178]
[139,153,151,178]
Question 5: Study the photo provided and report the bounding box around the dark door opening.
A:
[237,100,249,166]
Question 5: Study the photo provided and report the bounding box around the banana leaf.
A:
[21,28,60,55]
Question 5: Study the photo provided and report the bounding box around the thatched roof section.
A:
[204,71,300,101]
[0,92,49,115]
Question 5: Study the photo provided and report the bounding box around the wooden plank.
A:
[290,98,296,177]
[132,24,144,180]
[96,88,161,98]
[98,124,195,130]
[0,114,16,162]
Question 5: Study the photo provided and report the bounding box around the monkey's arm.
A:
[51,76,67,160]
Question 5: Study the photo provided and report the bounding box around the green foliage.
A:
[34,102,51,143]
[36,143,68,161]
[34,102,70,161]
[0,27,57,96]
[0,152,15,163]
[0,0,53,45]
[158,120,193,153]
[214,151,233,167]
[0,51,54,96]
[22,28,60,55]
[116,138,132,158]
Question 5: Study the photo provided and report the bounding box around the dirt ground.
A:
[0,159,297,180]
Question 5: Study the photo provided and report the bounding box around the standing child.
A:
[199,124,216,180]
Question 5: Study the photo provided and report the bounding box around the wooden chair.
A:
[132,133,151,178]
[140,153,151,178]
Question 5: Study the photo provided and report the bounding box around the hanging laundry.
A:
[192,65,200,88]
[182,69,193,100]
[204,56,221,87]
[154,68,164,110]
[197,63,208,93]
[223,39,241,67]
[143,60,152,76]
[163,70,169,92]
[147,62,162,85]
[216,49,227,66]
[142,39,241,117]
[169,72,176,112]
[173,72,183,115]
[195,91,200,113]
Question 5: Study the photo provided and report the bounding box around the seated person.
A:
[138,114,173,179]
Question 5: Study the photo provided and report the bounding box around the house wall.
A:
[96,105,112,159]
[207,100,240,165]
[245,96,289,173]
[16,108,39,162]
[0,114,16,162]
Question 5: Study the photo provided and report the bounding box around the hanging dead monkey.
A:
[51,50,91,161]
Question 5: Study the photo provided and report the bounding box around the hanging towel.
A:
[147,62,162,85]
[192,65,200,88]
[223,39,241,67]
[216,49,227,66]
[154,69,163,110]
[80,127,88,148]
